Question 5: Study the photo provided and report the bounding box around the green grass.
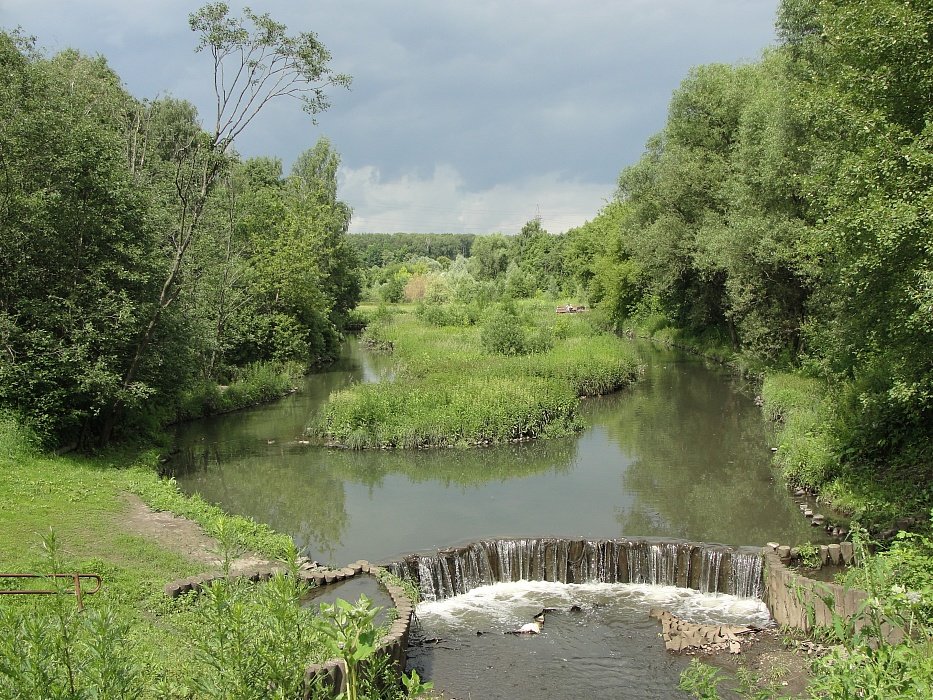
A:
[175,360,304,422]
[0,414,329,698]
[310,305,641,448]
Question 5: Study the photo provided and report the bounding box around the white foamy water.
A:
[409,580,773,700]
[417,579,772,629]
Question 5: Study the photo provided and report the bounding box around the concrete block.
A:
[839,542,855,565]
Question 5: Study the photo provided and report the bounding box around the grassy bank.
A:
[309,303,641,448]
[175,360,305,423]
[0,414,423,699]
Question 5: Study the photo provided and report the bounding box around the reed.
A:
[311,305,641,448]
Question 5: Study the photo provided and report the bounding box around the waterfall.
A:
[387,538,764,601]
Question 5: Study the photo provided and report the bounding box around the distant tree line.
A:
[0,5,359,447]
[349,233,476,267]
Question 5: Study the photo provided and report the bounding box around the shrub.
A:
[481,306,529,355]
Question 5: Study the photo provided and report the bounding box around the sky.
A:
[1,1,780,234]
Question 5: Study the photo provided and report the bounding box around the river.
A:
[168,337,823,565]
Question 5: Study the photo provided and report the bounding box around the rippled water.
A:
[411,580,771,700]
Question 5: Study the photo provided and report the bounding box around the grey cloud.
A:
[2,0,779,232]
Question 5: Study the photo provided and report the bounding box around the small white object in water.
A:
[509,621,541,635]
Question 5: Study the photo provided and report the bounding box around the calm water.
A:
[168,337,822,566]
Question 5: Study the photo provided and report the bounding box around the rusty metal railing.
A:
[0,573,102,610]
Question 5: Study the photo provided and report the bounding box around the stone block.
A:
[818,545,829,565]
[839,542,855,565]
[827,544,841,565]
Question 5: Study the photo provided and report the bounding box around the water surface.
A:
[410,580,771,700]
[169,338,822,565]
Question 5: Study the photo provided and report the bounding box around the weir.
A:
[387,537,764,602]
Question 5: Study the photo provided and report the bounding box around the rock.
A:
[804,509,814,518]
[766,542,780,551]
[777,545,791,562]
[794,488,806,497]
[827,544,842,565]
[812,514,825,526]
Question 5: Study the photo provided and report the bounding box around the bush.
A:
[481,306,529,355]
[0,409,41,459]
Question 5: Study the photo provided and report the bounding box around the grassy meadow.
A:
[310,302,642,448]
[0,415,421,699]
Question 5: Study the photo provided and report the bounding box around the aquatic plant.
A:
[310,306,640,448]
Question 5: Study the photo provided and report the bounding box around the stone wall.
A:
[164,560,416,699]
[762,546,902,643]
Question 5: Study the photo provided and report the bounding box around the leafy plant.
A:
[797,542,822,569]
[313,596,381,700]
[0,531,142,699]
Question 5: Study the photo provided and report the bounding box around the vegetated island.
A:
[308,301,642,449]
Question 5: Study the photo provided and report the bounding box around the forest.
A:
[0,8,359,448]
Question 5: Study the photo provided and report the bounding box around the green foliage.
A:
[797,542,821,569]
[312,308,639,448]
[0,532,142,700]
[0,3,357,448]
[186,569,322,700]
[760,373,836,490]
[313,596,380,700]
[348,233,476,268]
[807,525,933,698]
[0,409,41,460]
[480,305,533,356]
[175,361,302,421]
[678,659,723,699]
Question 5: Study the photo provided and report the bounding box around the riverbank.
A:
[309,303,641,449]
[620,317,931,534]
[0,414,317,697]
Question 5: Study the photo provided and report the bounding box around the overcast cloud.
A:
[1,1,779,233]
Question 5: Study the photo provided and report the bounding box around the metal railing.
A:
[0,573,102,610]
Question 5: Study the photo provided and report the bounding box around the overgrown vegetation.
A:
[0,5,359,449]
[0,418,428,699]
[310,304,639,448]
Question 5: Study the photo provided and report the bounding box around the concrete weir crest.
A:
[386,537,766,602]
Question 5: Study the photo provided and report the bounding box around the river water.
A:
[168,336,823,698]
[169,337,821,565]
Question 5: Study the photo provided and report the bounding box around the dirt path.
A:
[698,628,815,697]
[119,493,277,575]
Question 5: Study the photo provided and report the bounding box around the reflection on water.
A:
[411,580,771,700]
[169,337,825,566]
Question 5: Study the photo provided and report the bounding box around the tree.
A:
[101,3,350,441]
[0,36,166,445]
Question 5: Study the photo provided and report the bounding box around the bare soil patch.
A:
[696,627,815,698]
[119,493,276,575]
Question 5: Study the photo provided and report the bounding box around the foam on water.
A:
[417,579,772,629]
[409,580,772,699]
